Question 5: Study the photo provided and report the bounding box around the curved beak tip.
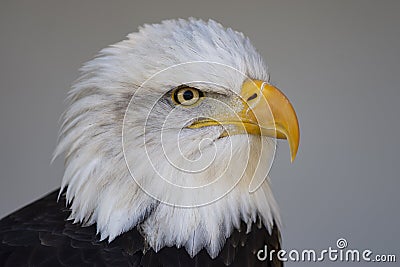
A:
[287,123,300,163]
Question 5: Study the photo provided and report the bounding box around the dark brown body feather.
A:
[0,190,282,267]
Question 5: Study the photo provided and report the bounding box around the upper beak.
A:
[189,79,300,162]
[239,80,300,162]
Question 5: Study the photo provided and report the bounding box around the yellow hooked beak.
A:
[189,80,300,162]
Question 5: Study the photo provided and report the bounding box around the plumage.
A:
[1,18,300,266]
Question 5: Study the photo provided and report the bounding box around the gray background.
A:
[0,0,399,266]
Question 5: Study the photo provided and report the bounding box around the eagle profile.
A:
[0,18,299,266]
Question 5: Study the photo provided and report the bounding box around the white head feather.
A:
[54,18,280,258]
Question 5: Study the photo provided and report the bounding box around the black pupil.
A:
[183,90,194,101]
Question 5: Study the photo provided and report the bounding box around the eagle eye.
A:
[172,86,204,106]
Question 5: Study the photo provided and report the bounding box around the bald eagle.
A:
[0,19,299,267]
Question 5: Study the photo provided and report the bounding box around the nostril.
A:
[247,93,257,101]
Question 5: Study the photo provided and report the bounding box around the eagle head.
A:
[54,18,299,258]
